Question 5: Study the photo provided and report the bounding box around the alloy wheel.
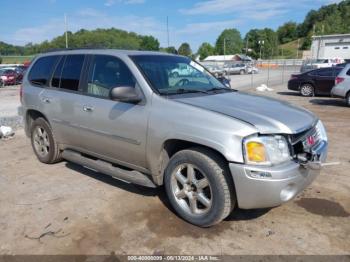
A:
[170,163,212,215]
[33,126,50,157]
[300,85,314,96]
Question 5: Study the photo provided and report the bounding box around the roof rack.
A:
[42,47,109,53]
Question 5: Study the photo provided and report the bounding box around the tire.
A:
[300,84,314,97]
[239,70,245,75]
[30,117,62,164]
[164,147,235,227]
[172,72,179,78]
[346,92,350,107]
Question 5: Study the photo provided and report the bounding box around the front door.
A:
[74,55,149,169]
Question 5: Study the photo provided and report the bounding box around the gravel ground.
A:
[0,85,23,130]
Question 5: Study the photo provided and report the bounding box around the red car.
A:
[0,68,20,86]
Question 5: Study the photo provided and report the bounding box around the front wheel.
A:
[164,148,235,227]
[346,92,350,107]
[240,70,245,75]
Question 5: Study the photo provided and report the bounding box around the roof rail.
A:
[42,47,109,53]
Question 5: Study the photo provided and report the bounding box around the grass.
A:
[277,38,305,59]
[1,56,35,64]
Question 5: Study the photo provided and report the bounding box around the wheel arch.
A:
[25,109,50,137]
[154,139,230,186]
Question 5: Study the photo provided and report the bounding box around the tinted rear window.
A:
[60,55,85,91]
[28,56,59,86]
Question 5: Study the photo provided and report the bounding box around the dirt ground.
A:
[0,84,349,255]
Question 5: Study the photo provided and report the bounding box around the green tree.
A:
[165,46,177,54]
[277,22,298,44]
[178,42,192,57]
[197,42,215,60]
[0,56,2,64]
[139,36,160,51]
[244,28,278,59]
[215,28,243,55]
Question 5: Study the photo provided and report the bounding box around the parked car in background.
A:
[224,63,247,75]
[206,65,226,78]
[300,58,344,73]
[288,67,343,96]
[246,65,259,74]
[0,68,20,86]
[331,63,350,107]
[170,64,200,77]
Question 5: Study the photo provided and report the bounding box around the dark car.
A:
[0,68,19,86]
[288,67,343,96]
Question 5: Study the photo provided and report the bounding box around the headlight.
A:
[316,120,327,142]
[244,135,291,166]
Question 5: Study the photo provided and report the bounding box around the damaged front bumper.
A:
[230,140,328,209]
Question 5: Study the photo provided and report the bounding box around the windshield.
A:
[130,55,227,95]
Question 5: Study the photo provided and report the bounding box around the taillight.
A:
[335,77,345,85]
[20,84,23,103]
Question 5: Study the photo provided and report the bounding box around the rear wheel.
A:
[164,148,235,227]
[240,70,245,75]
[300,84,314,97]
[30,118,62,164]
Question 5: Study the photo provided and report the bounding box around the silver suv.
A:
[331,63,350,106]
[20,50,328,227]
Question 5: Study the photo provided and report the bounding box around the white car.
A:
[331,63,350,106]
[301,58,345,72]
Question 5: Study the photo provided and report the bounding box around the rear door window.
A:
[60,55,85,91]
[28,55,59,86]
[317,69,333,77]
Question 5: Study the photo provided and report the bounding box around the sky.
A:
[0,0,343,51]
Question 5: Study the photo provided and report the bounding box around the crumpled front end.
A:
[230,121,328,209]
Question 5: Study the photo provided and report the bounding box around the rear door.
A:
[72,54,149,169]
[314,68,336,95]
[41,54,88,146]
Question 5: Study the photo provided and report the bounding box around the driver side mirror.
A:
[110,86,142,104]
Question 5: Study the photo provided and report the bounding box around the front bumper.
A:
[229,140,328,209]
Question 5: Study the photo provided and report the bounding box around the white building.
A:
[311,33,350,60]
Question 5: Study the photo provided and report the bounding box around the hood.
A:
[174,92,317,134]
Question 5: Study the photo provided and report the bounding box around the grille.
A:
[290,125,321,155]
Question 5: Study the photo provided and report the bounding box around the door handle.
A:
[83,105,94,112]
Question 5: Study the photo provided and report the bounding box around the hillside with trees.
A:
[0,28,159,56]
[0,0,349,60]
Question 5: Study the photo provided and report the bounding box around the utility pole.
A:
[296,38,300,59]
[245,36,249,56]
[223,38,226,61]
[166,16,169,48]
[258,40,264,60]
[64,13,68,49]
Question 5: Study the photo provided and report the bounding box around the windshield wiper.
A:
[160,89,210,95]
[206,87,236,92]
